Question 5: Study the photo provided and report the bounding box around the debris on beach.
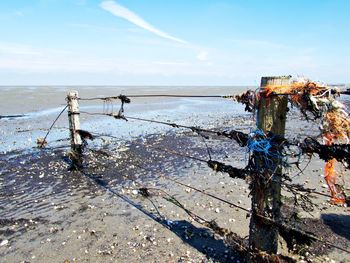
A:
[1,84,349,263]
[262,78,350,205]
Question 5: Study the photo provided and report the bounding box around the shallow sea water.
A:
[0,86,249,153]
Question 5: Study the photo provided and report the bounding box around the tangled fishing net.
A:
[262,78,350,204]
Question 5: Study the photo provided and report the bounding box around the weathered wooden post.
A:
[67,90,83,169]
[249,76,291,254]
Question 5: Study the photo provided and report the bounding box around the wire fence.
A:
[26,88,350,259]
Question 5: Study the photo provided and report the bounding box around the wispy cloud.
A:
[100,0,188,44]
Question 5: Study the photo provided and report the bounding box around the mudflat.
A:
[0,86,349,262]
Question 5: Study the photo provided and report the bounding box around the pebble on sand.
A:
[0,239,9,246]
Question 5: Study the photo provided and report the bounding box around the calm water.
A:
[0,86,249,153]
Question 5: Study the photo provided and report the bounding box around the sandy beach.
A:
[0,86,349,263]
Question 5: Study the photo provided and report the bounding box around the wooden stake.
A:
[249,76,290,253]
[67,90,82,169]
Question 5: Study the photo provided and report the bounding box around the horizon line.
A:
[0,83,348,87]
[0,84,258,87]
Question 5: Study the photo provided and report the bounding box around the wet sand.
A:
[0,87,349,262]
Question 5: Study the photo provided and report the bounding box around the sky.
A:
[0,0,349,86]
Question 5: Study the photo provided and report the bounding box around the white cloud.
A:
[100,0,188,44]
[197,51,208,61]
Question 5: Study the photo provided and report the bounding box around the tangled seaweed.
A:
[262,78,350,204]
[216,129,249,146]
[226,90,259,113]
[207,160,248,179]
[300,137,350,165]
[262,79,350,141]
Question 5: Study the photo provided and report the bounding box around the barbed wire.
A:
[33,104,346,203]
[79,111,250,145]
[30,89,350,257]
[78,111,350,168]
[2,82,348,263]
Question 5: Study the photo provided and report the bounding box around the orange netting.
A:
[262,79,349,205]
[324,134,347,204]
[324,111,350,142]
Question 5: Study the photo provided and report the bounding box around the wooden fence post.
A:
[67,90,82,169]
[249,76,291,254]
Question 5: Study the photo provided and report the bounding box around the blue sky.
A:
[0,0,349,85]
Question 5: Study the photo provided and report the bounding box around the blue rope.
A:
[247,129,284,170]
